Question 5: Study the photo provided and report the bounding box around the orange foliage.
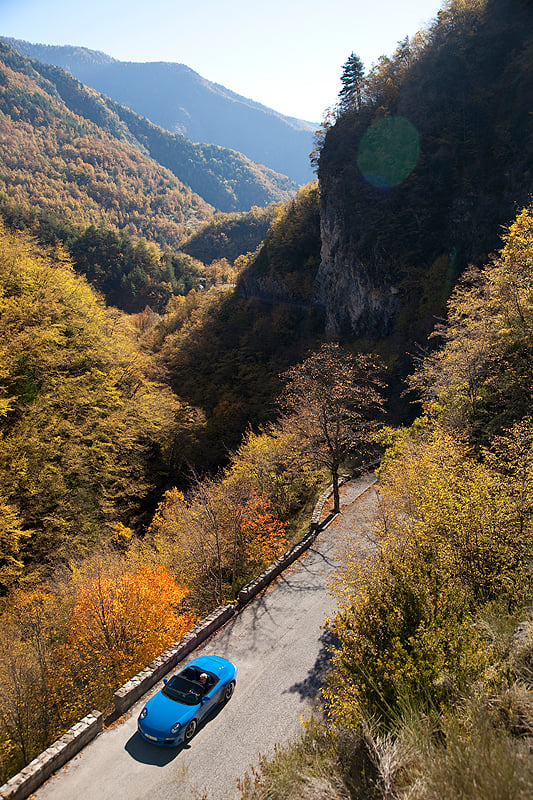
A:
[241,493,288,573]
[0,563,198,777]
[55,563,196,711]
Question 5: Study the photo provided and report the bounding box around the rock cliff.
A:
[314,188,400,338]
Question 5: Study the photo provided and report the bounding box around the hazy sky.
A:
[1,0,445,122]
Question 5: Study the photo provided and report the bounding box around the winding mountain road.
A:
[33,474,378,800]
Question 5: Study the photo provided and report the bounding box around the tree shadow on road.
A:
[285,627,340,702]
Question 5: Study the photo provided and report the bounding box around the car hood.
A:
[144,691,199,732]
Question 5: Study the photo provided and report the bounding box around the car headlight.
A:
[139,707,147,720]
[170,722,181,735]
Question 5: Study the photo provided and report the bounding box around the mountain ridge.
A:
[0,41,297,218]
[1,37,316,184]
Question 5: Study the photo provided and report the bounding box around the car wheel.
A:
[184,719,197,741]
[224,681,235,701]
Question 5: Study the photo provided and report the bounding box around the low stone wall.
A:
[0,712,103,800]
[237,528,317,605]
[113,604,235,715]
[309,474,350,530]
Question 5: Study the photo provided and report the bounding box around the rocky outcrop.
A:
[314,194,400,338]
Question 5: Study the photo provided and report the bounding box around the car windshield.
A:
[162,676,201,705]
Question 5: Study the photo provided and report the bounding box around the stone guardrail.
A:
[237,527,318,605]
[0,466,378,800]
[0,712,103,800]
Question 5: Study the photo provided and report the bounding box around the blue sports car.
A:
[137,654,237,746]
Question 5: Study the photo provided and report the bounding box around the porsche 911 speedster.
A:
[137,654,237,746]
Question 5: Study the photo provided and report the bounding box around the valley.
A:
[1,1,533,798]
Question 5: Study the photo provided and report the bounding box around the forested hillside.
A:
[1,37,316,185]
[0,43,211,245]
[0,224,208,574]
[2,0,530,530]
[180,204,282,266]
[0,42,296,217]
[0,40,298,312]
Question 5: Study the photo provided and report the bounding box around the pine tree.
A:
[338,52,365,113]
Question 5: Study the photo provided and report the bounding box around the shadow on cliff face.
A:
[286,627,340,703]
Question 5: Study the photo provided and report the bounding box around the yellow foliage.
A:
[377,422,532,599]
[226,423,324,517]
[0,497,28,587]
[327,416,533,727]
[0,222,203,570]
[409,204,533,436]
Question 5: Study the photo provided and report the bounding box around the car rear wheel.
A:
[184,719,197,741]
[224,681,235,701]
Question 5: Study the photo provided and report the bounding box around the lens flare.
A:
[357,116,420,189]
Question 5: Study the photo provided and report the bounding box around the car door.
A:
[197,679,221,722]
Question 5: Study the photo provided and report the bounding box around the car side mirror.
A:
[163,678,168,684]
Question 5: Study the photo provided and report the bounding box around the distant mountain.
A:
[0,42,297,219]
[1,38,316,185]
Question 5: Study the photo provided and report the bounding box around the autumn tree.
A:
[280,343,385,514]
[226,423,324,518]
[148,479,287,609]
[59,551,195,708]
[0,583,69,781]
[410,204,533,442]
[239,493,288,575]
[0,631,47,780]
[0,498,28,588]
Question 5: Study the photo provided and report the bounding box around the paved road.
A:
[34,474,378,800]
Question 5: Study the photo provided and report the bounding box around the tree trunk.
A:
[332,465,340,514]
